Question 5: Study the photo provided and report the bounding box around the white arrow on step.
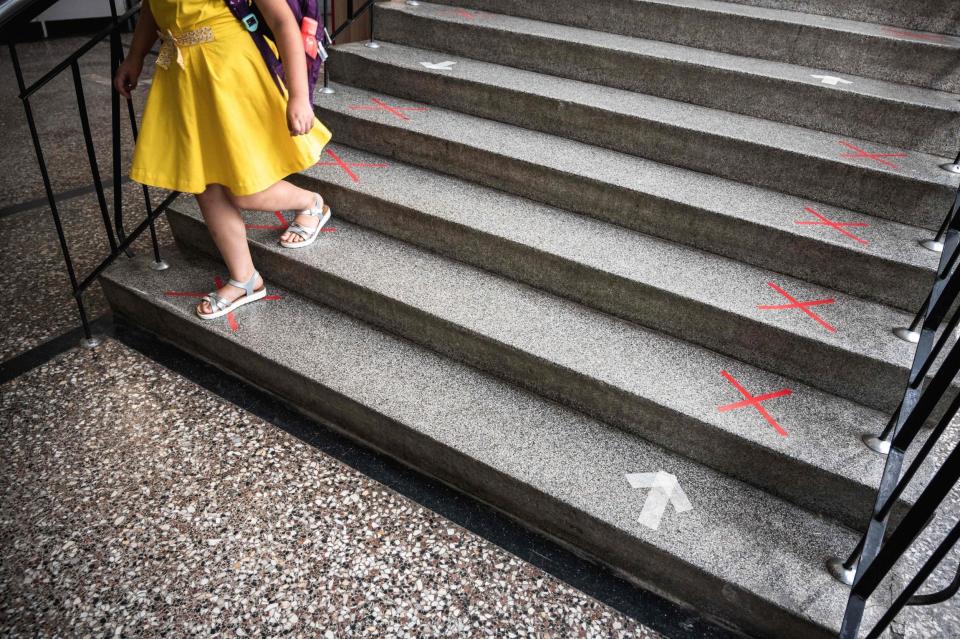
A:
[811,75,853,86]
[626,471,692,530]
[421,61,457,70]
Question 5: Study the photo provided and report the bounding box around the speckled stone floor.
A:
[0,339,659,638]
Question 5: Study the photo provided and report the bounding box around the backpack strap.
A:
[223,0,285,94]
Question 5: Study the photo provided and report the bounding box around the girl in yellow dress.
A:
[115,0,333,320]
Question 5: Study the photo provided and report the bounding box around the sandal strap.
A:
[285,222,319,240]
[203,293,230,311]
[227,269,260,297]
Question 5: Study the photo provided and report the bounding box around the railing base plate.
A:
[320,87,336,95]
[863,433,892,455]
[919,238,945,253]
[941,162,960,174]
[80,335,102,349]
[364,41,381,49]
[893,327,920,344]
[150,259,170,271]
[826,557,857,586]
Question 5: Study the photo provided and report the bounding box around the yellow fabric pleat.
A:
[131,0,332,195]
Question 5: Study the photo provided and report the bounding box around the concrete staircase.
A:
[102,1,960,636]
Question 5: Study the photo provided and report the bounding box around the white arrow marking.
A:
[421,61,457,71]
[811,75,853,86]
[626,471,692,530]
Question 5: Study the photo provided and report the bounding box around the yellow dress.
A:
[131,0,332,195]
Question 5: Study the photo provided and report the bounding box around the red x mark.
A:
[316,149,390,183]
[839,140,908,170]
[246,211,289,231]
[437,8,490,20]
[244,210,337,233]
[164,277,282,332]
[758,282,837,333]
[350,97,429,121]
[881,27,946,42]
[794,206,869,245]
[717,370,792,437]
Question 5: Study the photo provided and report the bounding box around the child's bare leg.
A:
[195,184,264,315]
[229,180,324,244]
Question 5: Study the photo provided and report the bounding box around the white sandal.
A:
[196,270,267,320]
[280,193,331,249]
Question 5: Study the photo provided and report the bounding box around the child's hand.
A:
[114,57,143,99]
[287,96,315,136]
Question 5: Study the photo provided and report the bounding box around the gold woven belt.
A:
[156,26,215,70]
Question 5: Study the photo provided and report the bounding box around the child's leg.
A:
[228,180,323,245]
[195,184,264,315]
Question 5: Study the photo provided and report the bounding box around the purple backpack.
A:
[224,0,328,97]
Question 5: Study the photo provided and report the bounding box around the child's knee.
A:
[196,184,226,205]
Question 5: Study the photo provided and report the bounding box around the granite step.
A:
[292,145,937,313]
[372,3,960,155]
[315,81,957,234]
[101,244,877,638]
[310,84,948,309]
[720,0,960,36]
[417,0,960,92]
[165,199,928,531]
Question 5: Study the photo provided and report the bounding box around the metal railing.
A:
[8,0,177,348]
[827,169,960,637]
[319,0,379,94]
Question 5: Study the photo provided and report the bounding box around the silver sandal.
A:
[196,270,267,320]
[280,193,332,249]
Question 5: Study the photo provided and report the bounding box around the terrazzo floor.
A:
[1,339,658,638]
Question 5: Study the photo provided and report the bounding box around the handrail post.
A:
[9,42,98,348]
[364,1,381,49]
[320,0,335,94]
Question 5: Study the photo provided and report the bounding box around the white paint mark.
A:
[811,75,853,86]
[626,471,692,530]
[420,61,457,71]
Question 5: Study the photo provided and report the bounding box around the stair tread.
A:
[636,0,960,47]
[310,141,938,287]
[318,78,954,235]
[102,245,865,637]
[383,1,960,110]
[173,195,899,499]
[319,66,957,229]
[314,88,935,359]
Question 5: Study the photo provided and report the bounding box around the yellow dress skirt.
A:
[131,0,332,195]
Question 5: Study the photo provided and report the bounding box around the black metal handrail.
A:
[830,172,960,637]
[8,0,176,347]
[319,0,379,94]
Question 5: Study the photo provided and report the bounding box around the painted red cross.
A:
[437,8,491,20]
[757,282,837,333]
[794,206,869,245]
[839,140,908,170]
[246,210,289,231]
[881,27,946,42]
[164,276,282,332]
[717,370,792,437]
[244,210,336,233]
[350,97,429,121]
[316,148,389,184]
